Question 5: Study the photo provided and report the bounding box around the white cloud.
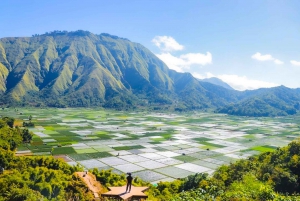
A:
[290,60,300,66]
[193,72,279,91]
[156,52,212,72]
[180,52,212,66]
[274,59,284,65]
[251,52,283,65]
[192,72,214,79]
[218,74,279,90]
[152,36,212,71]
[152,36,184,52]
[156,53,186,72]
[252,52,274,61]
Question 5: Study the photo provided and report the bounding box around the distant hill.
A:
[200,77,234,90]
[0,30,299,116]
[217,86,300,116]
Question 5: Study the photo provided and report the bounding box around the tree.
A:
[2,117,14,128]
[21,128,33,143]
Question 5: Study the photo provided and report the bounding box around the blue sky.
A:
[1,0,300,90]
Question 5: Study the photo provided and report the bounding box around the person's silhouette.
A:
[126,173,133,192]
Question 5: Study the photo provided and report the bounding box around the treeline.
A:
[217,98,298,117]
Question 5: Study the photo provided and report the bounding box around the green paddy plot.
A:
[2,107,298,182]
[198,141,226,148]
[252,145,277,152]
[193,137,213,142]
[52,147,76,155]
[173,155,198,162]
[113,145,145,151]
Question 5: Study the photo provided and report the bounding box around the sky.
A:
[1,0,300,90]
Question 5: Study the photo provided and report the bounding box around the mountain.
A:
[0,30,299,116]
[0,30,235,110]
[217,86,300,116]
[200,77,234,90]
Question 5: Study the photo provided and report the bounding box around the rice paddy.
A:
[1,108,300,183]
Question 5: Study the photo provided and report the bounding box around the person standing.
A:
[126,173,133,192]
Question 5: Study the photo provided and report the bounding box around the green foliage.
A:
[1,117,14,128]
[0,117,94,200]
[223,173,276,200]
[22,121,35,127]
[20,128,33,143]
[0,126,22,151]
[92,168,149,189]
[217,87,300,117]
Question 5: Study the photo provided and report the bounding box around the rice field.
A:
[1,108,300,183]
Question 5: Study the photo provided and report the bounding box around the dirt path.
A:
[76,172,102,199]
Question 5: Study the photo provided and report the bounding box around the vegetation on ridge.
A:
[0,117,94,201]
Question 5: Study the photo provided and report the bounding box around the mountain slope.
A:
[0,30,299,116]
[0,31,231,109]
[217,86,300,116]
[200,77,234,90]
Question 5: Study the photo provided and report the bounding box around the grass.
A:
[262,145,278,149]
[68,153,92,161]
[16,145,29,151]
[244,134,256,139]
[75,148,98,154]
[52,147,76,155]
[88,152,113,158]
[151,138,166,142]
[173,155,198,162]
[149,142,161,145]
[198,141,226,148]
[43,130,60,134]
[193,137,212,142]
[113,145,145,151]
[153,147,168,151]
[251,146,276,152]
[200,145,218,150]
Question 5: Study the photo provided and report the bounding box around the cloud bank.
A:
[156,52,212,72]
[251,52,283,65]
[290,60,300,66]
[153,36,212,72]
[152,36,184,52]
[192,72,279,91]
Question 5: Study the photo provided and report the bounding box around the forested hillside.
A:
[217,86,300,117]
[0,117,94,200]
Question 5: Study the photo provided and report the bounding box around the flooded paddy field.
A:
[2,108,300,183]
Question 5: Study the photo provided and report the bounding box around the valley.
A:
[3,108,300,184]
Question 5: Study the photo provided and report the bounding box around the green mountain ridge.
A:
[200,77,234,90]
[0,30,299,116]
[218,86,300,116]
